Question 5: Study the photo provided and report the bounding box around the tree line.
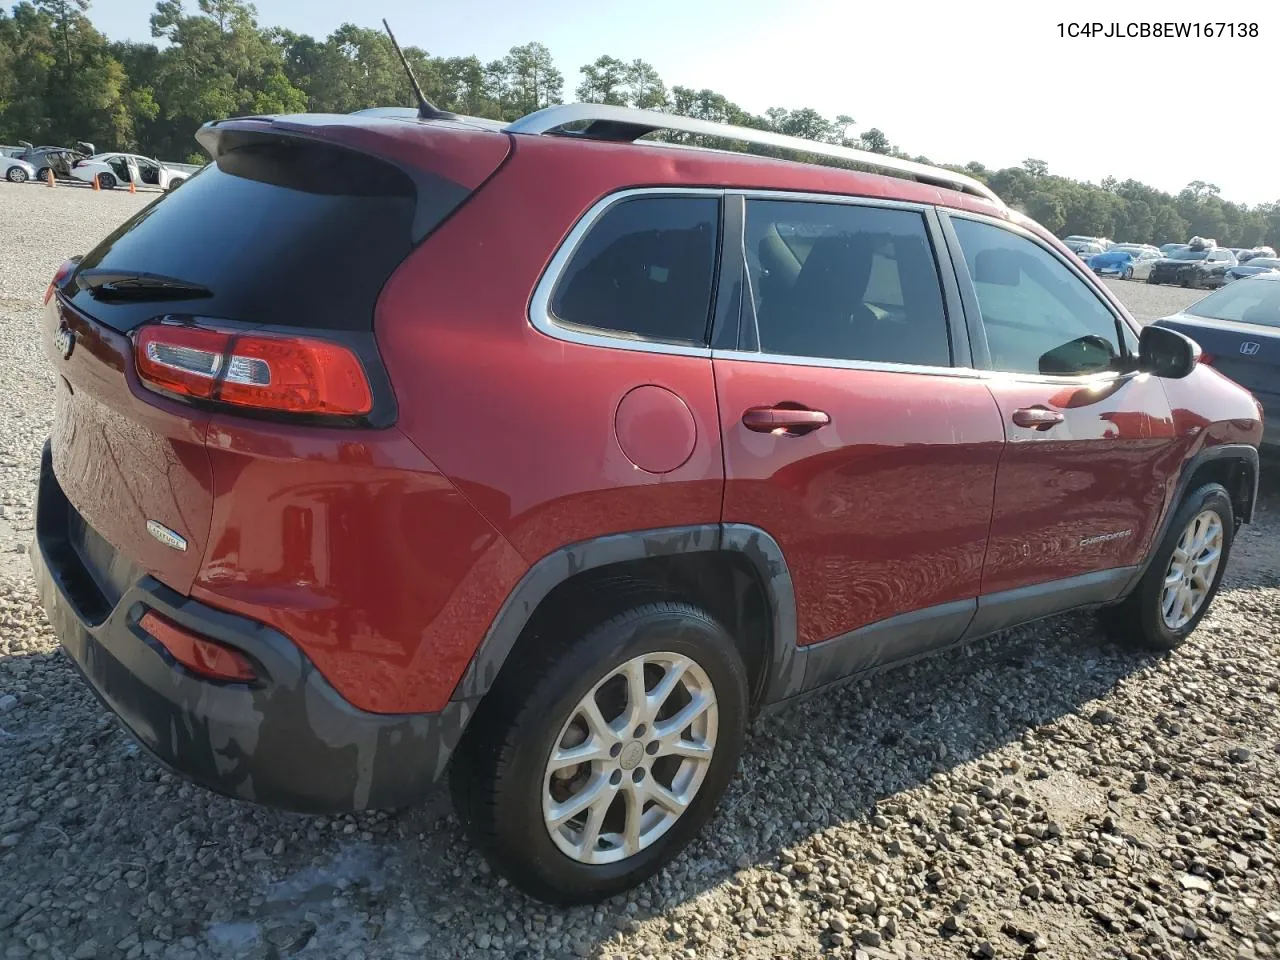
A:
[3,0,1278,248]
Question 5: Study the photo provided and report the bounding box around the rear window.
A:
[70,138,423,331]
[550,195,720,345]
[1187,278,1280,327]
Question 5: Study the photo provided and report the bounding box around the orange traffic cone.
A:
[92,175,100,192]
[129,180,136,194]
[46,170,55,187]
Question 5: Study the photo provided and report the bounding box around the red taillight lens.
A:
[140,610,256,682]
[44,259,77,305]
[134,322,373,417]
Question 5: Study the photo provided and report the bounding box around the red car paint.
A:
[40,115,1264,726]
[980,374,1180,595]
[714,361,1004,643]
[49,300,214,595]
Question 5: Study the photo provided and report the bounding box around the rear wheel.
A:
[450,600,748,904]
[1101,483,1234,650]
[33,167,49,183]
[5,166,27,183]
[97,172,116,190]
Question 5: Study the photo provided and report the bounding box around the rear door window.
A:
[551,196,720,345]
[743,200,951,366]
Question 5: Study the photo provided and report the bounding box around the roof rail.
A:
[505,103,1003,206]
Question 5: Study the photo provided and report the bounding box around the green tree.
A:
[502,41,561,116]
[576,54,626,105]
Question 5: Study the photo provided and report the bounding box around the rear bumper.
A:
[31,441,470,813]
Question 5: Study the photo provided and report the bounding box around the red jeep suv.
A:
[33,103,1262,904]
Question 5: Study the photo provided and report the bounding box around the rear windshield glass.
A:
[1187,279,1280,327]
[71,138,418,331]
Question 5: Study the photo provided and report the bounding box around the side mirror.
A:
[1139,324,1200,379]
[1039,334,1117,375]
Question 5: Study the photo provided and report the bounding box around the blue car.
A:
[1085,249,1134,276]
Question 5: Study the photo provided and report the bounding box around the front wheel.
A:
[1122,265,1134,280]
[97,172,116,189]
[5,166,28,183]
[1101,483,1234,650]
[450,599,748,904]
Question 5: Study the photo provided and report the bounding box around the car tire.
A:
[1183,271,1200,289]
[449,598,749,905]
[33,168,49,183]
[97,173,116,190]
[5,166,28,183]
[1122,265,1134,280]
[166,178,185,191]
[1100,483,1234,651]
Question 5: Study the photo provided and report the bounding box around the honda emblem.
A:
[1239,341,1261,356]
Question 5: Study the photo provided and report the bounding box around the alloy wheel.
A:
[542,652,718,865]
[1161,509,1224,629]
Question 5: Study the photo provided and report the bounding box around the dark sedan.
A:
[1224,257,1280,283]
[1147,245,1236,289]
[1155,273,1279,447]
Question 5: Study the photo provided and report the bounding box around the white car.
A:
[1110,245,1163,280]
[69,153,188,191]
[1,154,37,183]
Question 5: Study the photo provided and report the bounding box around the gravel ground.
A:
[2,182,1277,960]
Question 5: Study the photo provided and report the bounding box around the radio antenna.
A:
[382,19,453,120]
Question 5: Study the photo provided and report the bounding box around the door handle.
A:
[1011,406,1065,430]
[742,405,831,436]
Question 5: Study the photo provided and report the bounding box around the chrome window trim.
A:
[710,349,981,379]
[529,189,1137,386]
[528,187,723,359]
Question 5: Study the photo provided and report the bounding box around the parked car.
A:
[1148,244,1237,288]
[1,153,37,183]
[1089,245,1161,280]
[1064,234,1113,250]
[1240,246,1278,262]
[69,152,189,191]
[1224,257,1280,283]
[1066,240,1105,257]
[31,102,1263,904]
[17,145,89,182]
[1154,273,1279,447]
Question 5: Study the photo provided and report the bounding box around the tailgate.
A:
[45,297,213,594]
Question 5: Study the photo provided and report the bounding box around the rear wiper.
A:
[77,269,212,301]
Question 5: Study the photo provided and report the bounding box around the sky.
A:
[86,0,1277,206]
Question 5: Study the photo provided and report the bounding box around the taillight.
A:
[140,610,256,682]
[44,259,77,305]
[133,322,373,417]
